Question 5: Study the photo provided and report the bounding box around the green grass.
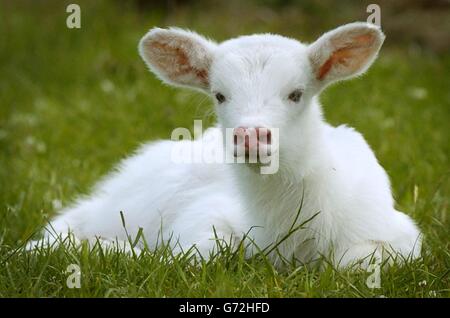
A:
[0,1,449,297]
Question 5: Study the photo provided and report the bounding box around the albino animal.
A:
[30,22,422,268]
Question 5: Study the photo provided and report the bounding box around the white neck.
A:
[231,99,332,252]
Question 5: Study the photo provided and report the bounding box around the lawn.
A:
[0,1,448,297]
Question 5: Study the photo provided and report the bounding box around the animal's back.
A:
[43,128,245,250]
[325,123,394,206]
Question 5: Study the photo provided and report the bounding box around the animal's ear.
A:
[139,27,217,91]
[308,22,385,88]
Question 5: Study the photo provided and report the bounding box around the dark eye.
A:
[215,92,226,104]
[288,89,303,103]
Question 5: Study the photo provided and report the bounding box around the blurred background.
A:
[0,0,448,244]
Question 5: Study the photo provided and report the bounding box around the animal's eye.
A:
[288,89,303,103]
[215,92,226,104]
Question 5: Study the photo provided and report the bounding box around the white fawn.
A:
[29,22,422,269]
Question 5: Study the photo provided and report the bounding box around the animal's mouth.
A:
[233,144,273,160]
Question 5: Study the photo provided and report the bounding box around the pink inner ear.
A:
[317,33,376,81]
[317,47,352,80]
[145,40,209,87]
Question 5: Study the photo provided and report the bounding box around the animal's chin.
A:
[232,146,277,165]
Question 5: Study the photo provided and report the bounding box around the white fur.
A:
[29,22,422,268]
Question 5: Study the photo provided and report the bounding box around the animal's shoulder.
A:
[324,124,381,175]
[326,124,372,153]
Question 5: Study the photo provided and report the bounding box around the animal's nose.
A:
[233,127,272,148]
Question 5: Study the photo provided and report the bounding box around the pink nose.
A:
[233,127,272,149]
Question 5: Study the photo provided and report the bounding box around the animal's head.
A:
[139,22,384,163]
